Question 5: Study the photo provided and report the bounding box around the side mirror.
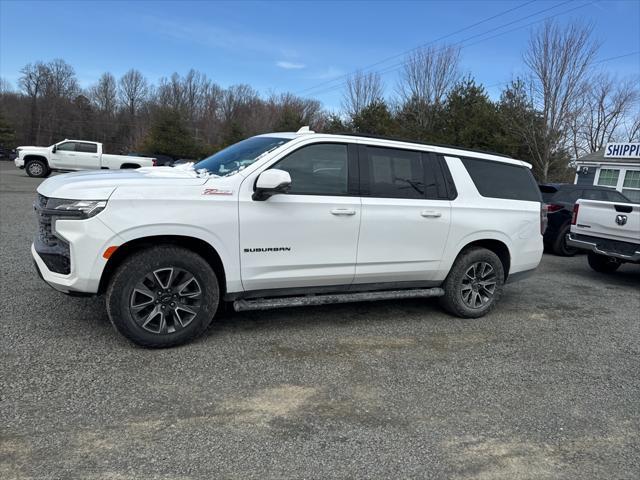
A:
[253,169,291,201]
[52,145,57,153]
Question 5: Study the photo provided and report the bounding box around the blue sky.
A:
[1,0,639,111]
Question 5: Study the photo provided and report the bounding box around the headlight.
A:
[51,199,107,218]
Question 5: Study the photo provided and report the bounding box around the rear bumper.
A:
[567,233,640,262]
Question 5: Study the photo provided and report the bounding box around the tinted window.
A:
[364,146,431,199]
[581,189,606,201]
[604,190,630,202]
[539,185,558,203]
[76,142,97,153]
[56,142,76,152]
[274,143,348,195]
[462,158,541,202]
[553,189,583,203]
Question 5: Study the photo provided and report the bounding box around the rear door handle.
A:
[330,208,356,216]
[421,210,442,218]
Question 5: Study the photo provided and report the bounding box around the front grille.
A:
[34,194,71,274]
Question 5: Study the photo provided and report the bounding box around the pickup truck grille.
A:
[33,194,71,274]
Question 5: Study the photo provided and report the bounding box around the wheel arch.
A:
[457,238,511,280]
[98,235,227,296]
[24,154,49,166]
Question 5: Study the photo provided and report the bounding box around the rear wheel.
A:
[106,246,219,348]
[587,252,621,274]
[26,159,50,178]
[552,224,578,256]
[439,247,505,318]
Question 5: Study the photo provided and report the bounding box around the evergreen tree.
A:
[141,108,205,159]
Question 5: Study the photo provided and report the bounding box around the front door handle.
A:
[421,210,442,218]
[330,208,356,216]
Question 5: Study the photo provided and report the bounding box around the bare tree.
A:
[342,71,384,120]
[118,69,149,117]
[523,20,599,180]
[397,44,461,106]
[576,74,639,153]
[18,61,49,143]
[395,44,460,135]
[0,77,13,95]
[89,73,117,117]
[626,114,640,142]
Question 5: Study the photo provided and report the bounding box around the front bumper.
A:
[566,233,640,263]
[31,215,122,295]
[15,158,24,169]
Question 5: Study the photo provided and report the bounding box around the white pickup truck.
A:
[14,140,156,177]
[567,199,640,273]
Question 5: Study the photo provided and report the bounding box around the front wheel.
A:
[106,246,219,348]
[587,252,621,274]
[439,247,505,318]
[26,159,50,178]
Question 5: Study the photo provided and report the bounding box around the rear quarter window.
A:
[461,157,541,202]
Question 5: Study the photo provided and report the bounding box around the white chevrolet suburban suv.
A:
[32,128,544,347]
[15,139,155,177]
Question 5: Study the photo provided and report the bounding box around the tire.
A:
[106,245,219,348]
[439,247,505,318]
[552,224,578,256]
[26,159,50,178]
[587,252,621,274]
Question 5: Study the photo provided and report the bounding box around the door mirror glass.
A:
[253,169,292,201]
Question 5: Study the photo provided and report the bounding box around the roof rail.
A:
[335,132,513,159]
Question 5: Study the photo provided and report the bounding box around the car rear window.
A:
[462,157,541,202]
[539,185,558,203]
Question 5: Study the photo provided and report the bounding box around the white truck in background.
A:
[14,140,156,177]
[567,199,640,273]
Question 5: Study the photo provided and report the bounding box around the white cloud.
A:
[277,61,306,70]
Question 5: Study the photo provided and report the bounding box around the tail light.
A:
[152,158,158,166]
[540,203,548,235]
[571,204,579,225]
[545,203,563,213]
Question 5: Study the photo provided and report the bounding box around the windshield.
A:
[194,136,291,176]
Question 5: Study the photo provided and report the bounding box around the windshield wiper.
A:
[394,177,424,195]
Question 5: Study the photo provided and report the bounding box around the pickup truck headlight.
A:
[50,199,107,218]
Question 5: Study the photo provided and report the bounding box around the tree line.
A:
[0,20,638,181]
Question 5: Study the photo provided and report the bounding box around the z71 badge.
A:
[202,188,233,196]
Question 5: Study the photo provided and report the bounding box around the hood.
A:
[37,164,217,199]
[18,146,49,154]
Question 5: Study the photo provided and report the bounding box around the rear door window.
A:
[76,142,98,153]
[367,147,424,199]
[461,157,541,202]
[361,146,451,200]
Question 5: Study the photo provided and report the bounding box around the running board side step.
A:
[233,288,445,312]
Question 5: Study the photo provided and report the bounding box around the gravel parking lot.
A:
[1,161,639,479]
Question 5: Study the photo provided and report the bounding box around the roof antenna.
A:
[296,126,314,134]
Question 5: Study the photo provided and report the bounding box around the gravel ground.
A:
[1,161,639,479]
